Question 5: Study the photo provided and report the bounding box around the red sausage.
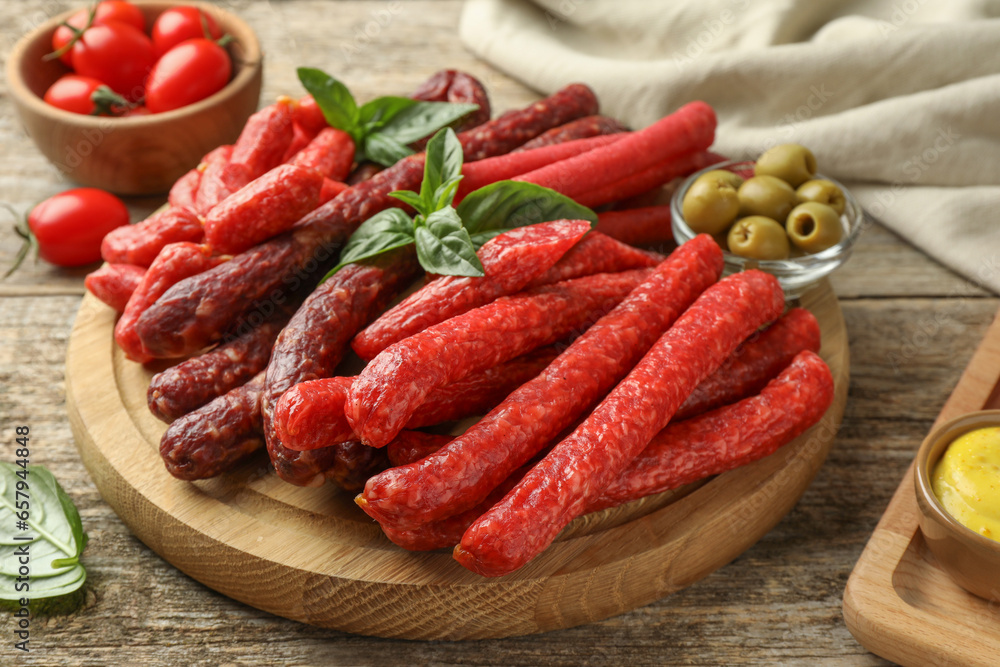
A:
[595,206,674,247]
[386,431,454,467]
[675,307,822,421]
[194,145,252,216]
[356,235,723,530]
[273,345,560,452]
[351,220,592,361]
[525,231,662,287]
[101,207,204,268]
[589,350,834,512]
[346,268,654,449]
[230,99,296,180]
[292,127,355,182]
[84,263,145,313]
[204,164,324,255]
[454,269,785,577]
[168,167,201,213]
[114,243,224,364]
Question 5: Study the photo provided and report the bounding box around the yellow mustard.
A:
[932,426,1000,543]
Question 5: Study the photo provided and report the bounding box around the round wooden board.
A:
[65,280,849,640]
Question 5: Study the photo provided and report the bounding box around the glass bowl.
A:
[670,160,866,300]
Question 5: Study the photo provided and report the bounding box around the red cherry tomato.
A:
[43,74,106,115]
[28,188,130,267]
[145,39,231,113]
[43,74,129,116]
[71,21,155,102]
[151,6,223,58]
[50,2,146,67]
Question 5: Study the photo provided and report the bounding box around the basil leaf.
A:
[420,128,464,212]
[0,464,87,602]
[297,67,359,134]
[387,190,426,215]
[324,208,415,279]
[364,133,415,168]
[434,177,463,212]
[415,207,484,277]
[358,95,418,129]
[457,181,598,236]
[378,102,480,145]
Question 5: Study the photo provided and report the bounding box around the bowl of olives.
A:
[671,144,866,299]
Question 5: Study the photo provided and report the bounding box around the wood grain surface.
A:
[843,308,1000,667]
[0,0,997,664]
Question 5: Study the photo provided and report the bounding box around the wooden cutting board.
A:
[843,306,1000,667]
[66,280,848,640]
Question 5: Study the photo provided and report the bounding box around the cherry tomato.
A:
[71,21,155,102]
[43,74,129,116]
[50,1,146,67]
[28,188,130,267]
[145,39,231,113]
[151,6,223,58]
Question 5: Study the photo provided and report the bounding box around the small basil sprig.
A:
[297,67,480,167]
[325,128,598,280]
[0,464,88,614]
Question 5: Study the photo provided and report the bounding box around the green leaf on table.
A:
[378,101,480,145]
[362,133,414,168]
[323,208,417,280]
[414,207,484,277]
[0,464,88,609]
[297,67,358,136]
[457,181,599,248]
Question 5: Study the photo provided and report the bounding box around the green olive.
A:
[796,179,846,215]
[681,176,740,235]
[727,216,790,260]
[695,169,744,190]
[755,144,817,187]
[737,175,799,222]
[785,202,843,253]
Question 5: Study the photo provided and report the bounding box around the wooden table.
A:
[1,1,995,664]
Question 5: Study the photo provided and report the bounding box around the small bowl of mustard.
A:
[914,409,1000,602]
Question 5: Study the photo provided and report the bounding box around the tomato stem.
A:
[1,204,36,280]
[42,3,97,62]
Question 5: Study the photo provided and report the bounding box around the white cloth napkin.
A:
[459,0,1000,294]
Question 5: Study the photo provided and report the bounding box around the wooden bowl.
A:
[914,410,1000,602]
[5,1,263,196]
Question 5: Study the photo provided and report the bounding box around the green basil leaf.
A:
[434,177,463,212]
[0,464,87,602]
[358,96,418,129]
[297,67,359,134]
[457,181,598,236]
[414,207,484,277]
[323,208,415,280]
[419,128,463,211]
[378,101,480,145]
[364,133,415,168]
[387,190,427,216]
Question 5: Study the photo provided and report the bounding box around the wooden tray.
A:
[844,307,1000,666]
[66,281,848,640]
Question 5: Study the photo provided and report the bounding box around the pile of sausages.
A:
[84,70,834,577]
